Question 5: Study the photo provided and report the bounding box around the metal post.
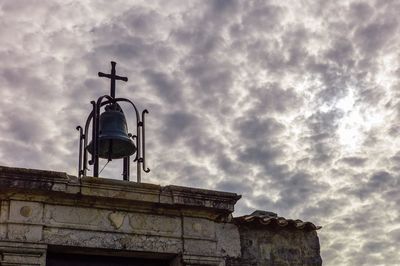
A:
[110,61,116,98]
[123,157,130,181]
[76,126,83,177]
[136,121,142,183]
[92,101,99,177]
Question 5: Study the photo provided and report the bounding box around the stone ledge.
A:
[0,241,47,266]
[181,254,224,266]
[167,185,241,213]
[0,166,241,218]
[0,166,72,193]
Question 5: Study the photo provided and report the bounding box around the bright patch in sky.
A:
[336,88,386,154]
[336,90,364,152]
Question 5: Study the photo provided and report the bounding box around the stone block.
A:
[43,205,183,238]
[215,223,241,258]
[184,217,215,240]
[166,186,240,214]
[0,241,46,266]
[128,213,181,237]
[80,177,162,203]
[44,204,112,230]
[0,201,8,222]
[182,254,224,266]
[9,201,43,224]
[0,224,6,240]
[184,239,217,256]
[8,224,43,242]
[42,227,182,254]
[0,201,9,239]
[231,228,322,266]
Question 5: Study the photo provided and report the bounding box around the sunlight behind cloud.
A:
[336,89,384,153]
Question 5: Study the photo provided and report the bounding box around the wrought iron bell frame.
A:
[76,62,150,182]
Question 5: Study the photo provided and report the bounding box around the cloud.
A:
[245,83,303,114]
[338,156,368,167]
[161,111,200,143]
[354,20,398,55]
[0,0,399,265]
[142,69,184,105]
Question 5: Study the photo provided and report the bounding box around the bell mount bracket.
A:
[76,61,150,182]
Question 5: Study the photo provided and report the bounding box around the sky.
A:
[0,0,399,264]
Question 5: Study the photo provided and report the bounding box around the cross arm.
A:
[98,72,128,82]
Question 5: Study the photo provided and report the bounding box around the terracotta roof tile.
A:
[233,211,321,231]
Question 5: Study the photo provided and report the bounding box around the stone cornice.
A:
[0,166,241,219]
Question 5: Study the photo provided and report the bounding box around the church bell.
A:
[87,104,136,159]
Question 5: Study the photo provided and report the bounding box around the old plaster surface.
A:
[0,166,241,266]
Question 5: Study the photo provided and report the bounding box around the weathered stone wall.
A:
[0,166,322,266]
[0,166,242,266]
[226,226,322,266]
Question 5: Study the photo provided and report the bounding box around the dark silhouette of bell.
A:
[87,105,136,159]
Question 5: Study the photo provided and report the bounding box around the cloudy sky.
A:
[1,0,399,264]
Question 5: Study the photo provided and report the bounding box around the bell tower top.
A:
[98,61,128,98]
[77,61,149,182]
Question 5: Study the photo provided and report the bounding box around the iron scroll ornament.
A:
[76,62,150,182]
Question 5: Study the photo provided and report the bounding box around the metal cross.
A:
[98,61,128,98]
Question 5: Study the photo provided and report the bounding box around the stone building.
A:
[0,166,322,265]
